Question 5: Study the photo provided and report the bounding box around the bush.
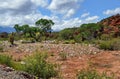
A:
[0,54,13,67]
[63,40,75,44]
[100,34,112,41]
[74,34,82,43]
[77,69,114,79]
[99,41,113,50]
[99,38,120,50]
[9,33,14,45]
[0,46,3,52]
[23,52,58,79]
[59,52,67,60]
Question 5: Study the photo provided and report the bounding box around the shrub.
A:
[111,38,120,50]
[23,52,58,79]
[9,33,14,45]
[63,40,75,44]
[0,46,3,52]
[77,68,114,79]
[99,41,113,50]
[74,34,82,43]
[59,52,67,60]
[99,38,120,50]
[0,54,13,67]
[100,34,112,41]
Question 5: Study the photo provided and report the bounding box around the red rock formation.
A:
[98,14,120,37]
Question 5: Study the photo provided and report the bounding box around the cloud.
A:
[31,0,49,7]
[64,9,75,18]
[85,16,99,23]
[81,12,90,18]
[52,18,82,31]
[103,7,120,15]
[0,0,49,27]
[48,0,83,18]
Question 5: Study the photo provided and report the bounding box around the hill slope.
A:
[98,14,120,36]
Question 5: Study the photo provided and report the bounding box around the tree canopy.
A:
[35,18,54,33]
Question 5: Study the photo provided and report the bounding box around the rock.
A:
[0,65,35,79]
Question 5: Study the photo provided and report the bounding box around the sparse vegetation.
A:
[0,54,13,67]
[99,38,120,50]
[0,47,3,52]
[23,52,58,79]
[59,52,67,60]
[77,68,114,79]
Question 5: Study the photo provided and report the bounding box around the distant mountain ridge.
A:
[0,26,15,33]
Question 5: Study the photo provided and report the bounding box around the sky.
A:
[0,0,120,31]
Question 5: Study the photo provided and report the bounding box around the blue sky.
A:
[0,0,120,31]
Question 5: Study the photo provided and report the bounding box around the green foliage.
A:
[0,54,13,67]
[77,69,114,79]
[79,23,102,39]
[99,41,113,50]
[63,40,75,44]
[100,34,112,41]
[59,52,67,60]
[0,46,3,52]
[99,38,120,50]
[59,28,74,40]
[74,34,82,43]
[23,52,58,79]
[35,18,54,33]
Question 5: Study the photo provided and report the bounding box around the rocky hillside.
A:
[98,14,120,36]
[100,14,120,26]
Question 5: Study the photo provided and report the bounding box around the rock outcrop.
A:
[0,65,35,79]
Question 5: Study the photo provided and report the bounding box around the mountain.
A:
[0,27,15,33]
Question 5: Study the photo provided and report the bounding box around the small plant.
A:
[0,54,13,67]
[0,46,3,52]
[9,33,14,45]
[23,52,58,79]
[77,68,114,79]
[59,52,67,60]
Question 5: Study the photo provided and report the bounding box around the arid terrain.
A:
[0,41,120,79]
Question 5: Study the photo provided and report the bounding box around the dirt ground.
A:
[1,43,120,79]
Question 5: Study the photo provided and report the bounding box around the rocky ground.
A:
[0,65,35,79]
[0,41,120,79]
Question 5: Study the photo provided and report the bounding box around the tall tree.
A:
[35,18,54,33]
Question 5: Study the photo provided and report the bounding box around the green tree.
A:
[35,18,54,33]
[14,24,23,33]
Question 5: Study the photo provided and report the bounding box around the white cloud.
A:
[0,0,49,27]
[85,16,99,23]
[103,8,120,15]
[52,18,82,31]
[81,12,90,18]
[48,0,83,18]
[64,9,75,18]
[31,0,49,7]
